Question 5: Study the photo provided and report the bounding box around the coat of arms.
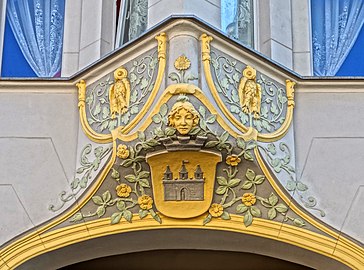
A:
[146,97,221,218]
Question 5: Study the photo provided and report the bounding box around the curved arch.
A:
[1,83,363,270]
[13,228,350,270]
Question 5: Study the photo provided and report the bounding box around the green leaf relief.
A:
[206,114,217,124]
[221,211,231,220]
[139,209,149,219]
[165,127,177,136]
[275,203,288,213]
[203,214,212,225]
[159,103,168,116]
[228,178,241,188]
[70,212,83,222]
[96,206,106,218]
[236,204,248,214]
[111,212,122,224]
[297,182,308,192]
[123,210,133,222]
[236,138,246,149]
[125,174,137,183]
[139,179,150,188]
[117,201,126,211]
[268,193,278,206]
[245,169,256,181]
[217,176,228,186]
[137,131,146,141]
[244,211,253,227]
[230,105,240,114]
[268,208,277,220]
[205,141,219,148]
[198,106,206,118]
[253,175,265,185]
[286,180,297,191]
[152,114,162,124]
[250,206,262,218]
[102,191,111,203]
[216,186,228,195]
[241,180,253,190]
[92,196,104,205]
[243,151,254,161]
[293,218,305,227]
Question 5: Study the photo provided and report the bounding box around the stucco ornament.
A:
[209,203,224,217]
[117,144,130,159]
[167,96,200,135]
[109,67,131,119]
[238,65,262,119]
[116,184,132,198]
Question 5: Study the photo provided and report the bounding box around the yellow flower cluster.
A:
[226,154,241,166]
[138,195,153,210]
[242,193,256,206]
[116,184,131,198]
[117,144,129,159]
[208,203,224,217]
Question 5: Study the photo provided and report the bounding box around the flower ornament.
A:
[117,144,129,159]
[174,55,191,70]
[116,184,132,198]
[209,203,224,217]
[226,154,241,166]
[138,195,153,210]
[242,193,256,206]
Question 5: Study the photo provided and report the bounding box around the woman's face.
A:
[173,108,195,135]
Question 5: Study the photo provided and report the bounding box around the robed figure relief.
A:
[109,67,131,119]
[238,66,261,119]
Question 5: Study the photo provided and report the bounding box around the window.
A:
[311,0,364,76]
[0,0,65,77]
[221,0,254,48]
[115,0,148,47]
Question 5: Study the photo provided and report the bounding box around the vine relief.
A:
[210,49,288,133]
[258,142,325,217]
[70,95,305,229]
[85,50,158,133]
[49,144,112,212]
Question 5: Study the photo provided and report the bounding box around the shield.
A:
[146,149,222,219]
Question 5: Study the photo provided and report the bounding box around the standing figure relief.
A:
[109,67,131,119]
[238,66,261,119]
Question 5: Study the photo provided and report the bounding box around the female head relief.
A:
[167,96,200,135]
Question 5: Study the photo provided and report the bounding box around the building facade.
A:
[0,1,364,269]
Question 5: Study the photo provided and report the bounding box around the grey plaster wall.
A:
[294,87,364,243]
[0,86,79,244]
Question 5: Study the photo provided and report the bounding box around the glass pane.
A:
[116,0,148,46]
[221,0,254,48]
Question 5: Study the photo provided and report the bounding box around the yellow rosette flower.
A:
[116,184,132,198]
[174,55,191,70]
[242,193,256,206]
[226,154,241,166]
[138,195,153,210]
[209,203,224,217]
[117,144,129,159]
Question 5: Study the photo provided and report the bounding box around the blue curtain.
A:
[6,0,65,77]
[312,0,364,76]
